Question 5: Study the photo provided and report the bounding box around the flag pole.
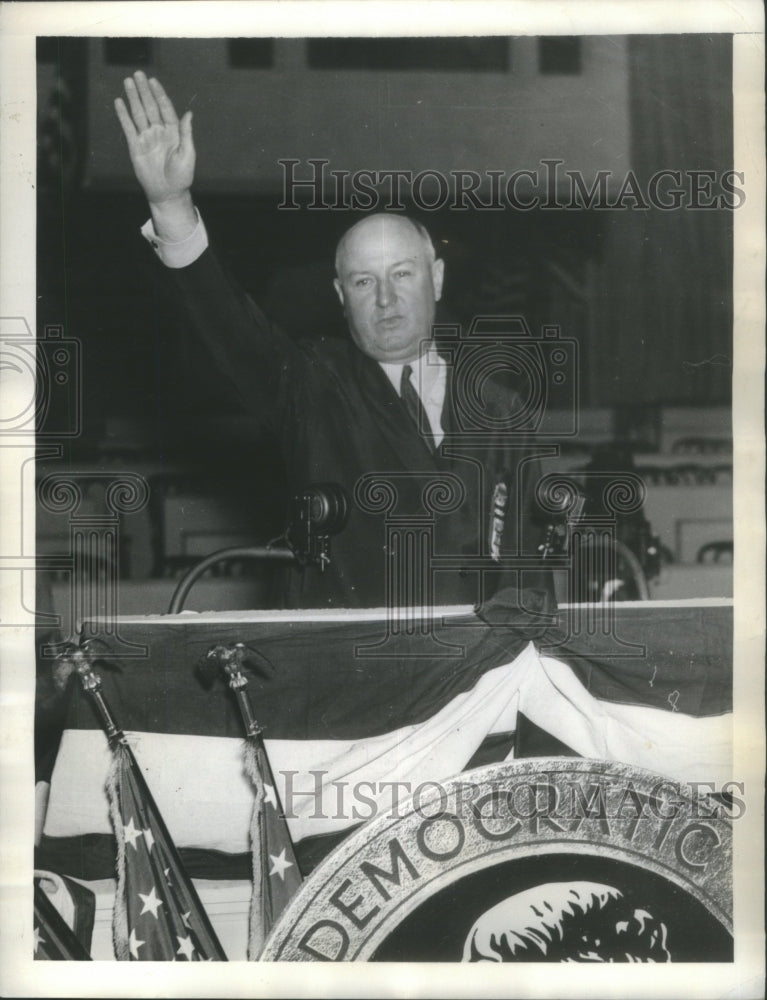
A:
[58,641,228,961]
[204,643,303,959]
[207,642,263,740]
[65,641,125,747]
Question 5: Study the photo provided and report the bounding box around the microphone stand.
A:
[167,545,295,614]
[167,482,350,614]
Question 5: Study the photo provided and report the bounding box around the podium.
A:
[38,597,733,961]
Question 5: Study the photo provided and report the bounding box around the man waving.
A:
[115,72,548,610]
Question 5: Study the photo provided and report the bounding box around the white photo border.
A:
[1,2,764,997]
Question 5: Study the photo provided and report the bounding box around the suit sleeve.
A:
[149,241,307,436]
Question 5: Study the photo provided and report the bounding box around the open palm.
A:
[115,72,195,204]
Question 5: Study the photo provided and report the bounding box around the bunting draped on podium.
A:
[39,594,732,885]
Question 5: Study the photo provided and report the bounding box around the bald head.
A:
[335,214,436,277]
[332,214,445,364]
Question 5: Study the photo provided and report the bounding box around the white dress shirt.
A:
[141,211,208,268]
[379,350,447,447]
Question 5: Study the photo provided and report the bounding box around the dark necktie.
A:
[400,364,435,450]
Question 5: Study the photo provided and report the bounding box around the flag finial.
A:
[205,643,262,738]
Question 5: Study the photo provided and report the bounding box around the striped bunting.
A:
[39,595,732,882]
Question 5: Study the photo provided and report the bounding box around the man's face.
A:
[333,216,445,363]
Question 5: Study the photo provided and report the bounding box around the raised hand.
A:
[115,72,197,239]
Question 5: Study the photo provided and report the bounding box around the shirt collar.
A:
[379,344,445,398]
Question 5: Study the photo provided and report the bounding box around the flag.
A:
[202,641,303,957]
[33,875,93,960]
[40,593,732,893]
[106,738,228,961]
[245,740,303,957]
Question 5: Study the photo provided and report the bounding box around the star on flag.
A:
[176,934,195,960]
[268,849,294,881]
[138,886,163,918]
[263,783,278,808]
[123,817,142,849]
[246,740,303,957]
[100,712,227,959]
[128,927,145,959]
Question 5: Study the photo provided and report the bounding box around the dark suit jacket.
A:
[157,246,549,609]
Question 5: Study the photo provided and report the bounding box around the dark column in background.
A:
[593,34,733,407]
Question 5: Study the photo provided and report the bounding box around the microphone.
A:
[286,483,351,569]
[167,483,351,613]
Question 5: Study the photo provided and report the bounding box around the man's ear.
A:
[431,258,445,302]
[333,277,345,309]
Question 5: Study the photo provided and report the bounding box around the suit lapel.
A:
[440,353,457,438]
[351,348,439,469]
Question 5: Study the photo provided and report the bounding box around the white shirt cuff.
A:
[140,209,209,268]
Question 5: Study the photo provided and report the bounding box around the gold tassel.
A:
[105,746,130,960]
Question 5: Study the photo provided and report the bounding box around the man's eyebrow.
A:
[345,257,419,276]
